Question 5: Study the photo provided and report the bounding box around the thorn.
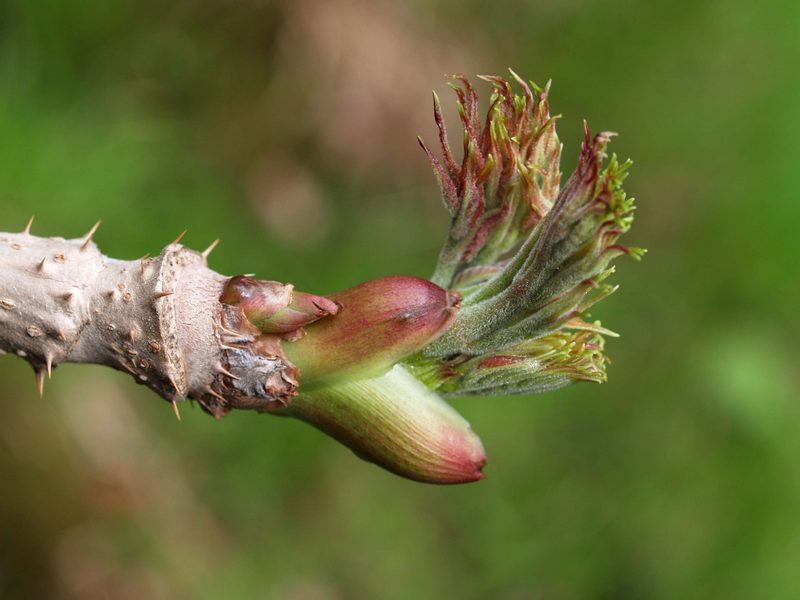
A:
[23,215,35,235]
[139,254,150,275]
[36,257,46,272]
[45,354,53,379]
[219,341,247,350]
[218,324,243,337]
[62,292,74,303]
[81,221,101,251]
[129,328,137,342]
[202,239,220,259]
[172,230,188,245]
[35,369,45,398]
[57,330,67,341]
[153,290,174,300]
[171,400,182,421]
[205,386,228,404]
[215,363,240,381]
[167,374,181,394]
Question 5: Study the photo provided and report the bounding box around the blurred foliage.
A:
[1,0,799,598]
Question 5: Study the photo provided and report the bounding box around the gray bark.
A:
[0,225,296,418]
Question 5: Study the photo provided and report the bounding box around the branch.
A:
[0,220,296,419]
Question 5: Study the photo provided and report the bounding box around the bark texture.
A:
[0,227,297,417]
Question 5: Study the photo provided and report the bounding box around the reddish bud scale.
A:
[220,275,291,318]
[220,275,338,334]
[283,276,460,388]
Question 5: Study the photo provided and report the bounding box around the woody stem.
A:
[0,227,297,417]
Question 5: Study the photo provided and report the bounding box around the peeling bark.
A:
[0,226,297,418]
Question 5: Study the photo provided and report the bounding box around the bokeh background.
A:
[1,0,799,598]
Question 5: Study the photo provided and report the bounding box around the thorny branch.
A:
[0,218,301,419]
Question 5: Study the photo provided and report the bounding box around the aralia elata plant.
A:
[0,71,642,484]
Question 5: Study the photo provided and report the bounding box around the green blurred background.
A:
[1,0,799,598]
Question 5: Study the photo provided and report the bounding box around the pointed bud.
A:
[283,276,460,387]
[262,290,340,333]
[283,365,486,484]
[425,73,561,289]
[220,275,338,334]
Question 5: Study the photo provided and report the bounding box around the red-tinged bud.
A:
[220,275,290,315]
[220,275,338,334]
[281,365,486,484]
[282,276,460,387]
[258,291,340,334]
